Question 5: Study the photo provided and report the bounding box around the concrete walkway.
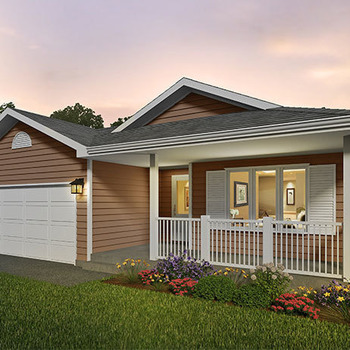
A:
[0,254,110,286]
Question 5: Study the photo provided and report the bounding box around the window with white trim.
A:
[207,164,336,223]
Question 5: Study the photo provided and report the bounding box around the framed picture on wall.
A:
[234,181,248,207]
[286,188,295,205]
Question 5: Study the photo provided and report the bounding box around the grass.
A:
[0,272,350,349]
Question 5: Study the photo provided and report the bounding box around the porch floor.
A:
[77,244,342,289]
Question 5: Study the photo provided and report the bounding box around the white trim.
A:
[113,77,280,132]
[0,108,88,156]
[88,115,350,156]
[87,159,93,261]
[149,154,159,260]
[0,182,70,189]
[189,163,193,218]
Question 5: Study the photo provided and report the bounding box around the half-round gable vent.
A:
[12,132,32,150]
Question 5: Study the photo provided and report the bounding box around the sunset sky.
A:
[0,1,349,126]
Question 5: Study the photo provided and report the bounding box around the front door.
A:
[171,175,189,218]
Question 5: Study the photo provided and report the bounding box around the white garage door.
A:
[0,185,76,264]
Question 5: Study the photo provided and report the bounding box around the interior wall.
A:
[258,177,276,216]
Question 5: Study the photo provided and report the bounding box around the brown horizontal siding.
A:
[148,93,247,125]
[0,122,87,261]
[92,160,149,253]
[159,168,189,217]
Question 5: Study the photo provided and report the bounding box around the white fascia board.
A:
[88,114,350,156]
[113,77,281,133]
[0,108,87,155]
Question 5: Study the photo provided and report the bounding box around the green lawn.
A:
[0,273,349,349]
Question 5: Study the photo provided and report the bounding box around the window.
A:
[256,170,276,219]
[228,166,307,221]
[229,171,250,219]
[283,169,306,221]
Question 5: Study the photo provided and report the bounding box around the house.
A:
[0,78,349,280]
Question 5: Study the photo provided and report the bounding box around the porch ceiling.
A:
[88,130,348,168]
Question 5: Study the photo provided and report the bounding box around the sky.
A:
[0,0,350,126]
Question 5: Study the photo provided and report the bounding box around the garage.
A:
[0,185,76,264]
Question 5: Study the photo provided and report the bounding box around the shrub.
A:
[271,293,320,320]
[316,280,350,323]
[169,278,198,296]
[234,284,271,308]
[155,250,215,281]
[214,267,249,287]
[116,258,150,283]
[248,263,293,301]
[193,275,237,302]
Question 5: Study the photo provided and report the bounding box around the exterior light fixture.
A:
[70,178,84,194]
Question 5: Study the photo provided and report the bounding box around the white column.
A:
[201,215,210,261]
[149,154,159,261]
[87,159,93,261]
[343,136,350,280]
[189,163,193,218]
[262,216,273,264]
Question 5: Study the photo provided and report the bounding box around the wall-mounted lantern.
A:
[70,178,84,194]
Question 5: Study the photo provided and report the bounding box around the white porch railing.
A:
[156,216,342,278]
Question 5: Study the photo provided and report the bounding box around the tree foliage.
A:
[50,103,104,129]
[0,102,15,113]
[110,116,131,128]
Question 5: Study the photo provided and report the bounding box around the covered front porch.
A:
[85,128,350,281]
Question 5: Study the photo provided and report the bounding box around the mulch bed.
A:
[102,276,348,326]
[102,276,172,294]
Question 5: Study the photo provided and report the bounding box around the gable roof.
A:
[0,108,93,156]
[113,77,281,132]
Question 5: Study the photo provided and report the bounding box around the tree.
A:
[110,116,131,128]
[50,103,104,129]
[0,102,15,113]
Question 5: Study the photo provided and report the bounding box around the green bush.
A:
[234,283,271,308]
[193,275,237,302]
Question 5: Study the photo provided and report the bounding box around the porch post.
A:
[343,136,350,280]
[149,154,159,261]
[262,216,273,264]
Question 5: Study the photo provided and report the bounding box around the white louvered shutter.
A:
[308,164,336,223]
[206,170,226,218]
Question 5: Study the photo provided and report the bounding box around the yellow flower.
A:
[214,272,217,275]
[130,263,135,266]
[241,270,246,274]
[324,292,331,297]
[337,296,345,302]
[344,289,349,293]
[303,294,308,297]
[225,268,230,271]
[335,286,342,292]
[298,286,305,290]
[313,291,317,294]
[122,262,127,266]
[159,280,162,283]
[151,279,154,282]
[307,291,311,294]
[116,265,121,269]
[328,287,333,291]
[224,272,228,276]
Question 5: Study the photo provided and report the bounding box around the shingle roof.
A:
[88,107,350,146]
[9,107,350,148]
[13,109,104,146]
